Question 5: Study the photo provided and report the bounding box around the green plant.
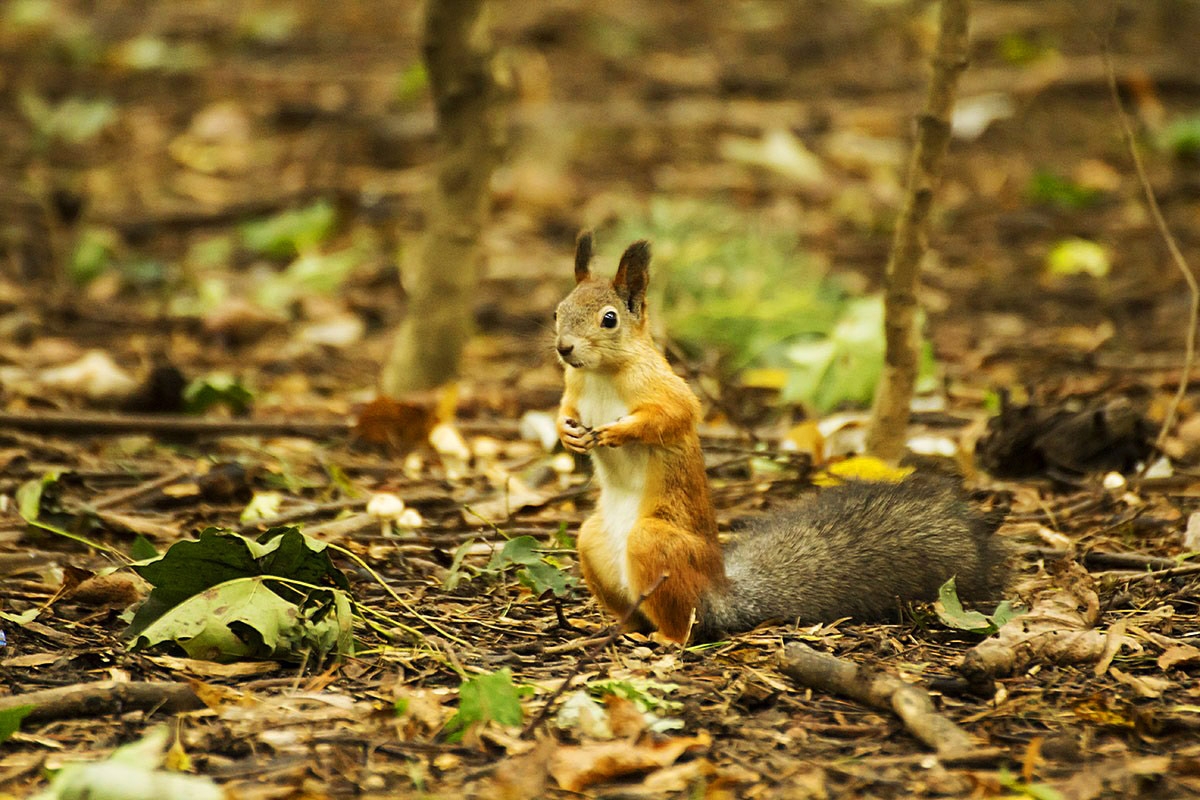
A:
[607,198,936,412]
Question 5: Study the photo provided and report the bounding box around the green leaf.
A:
[587,678,682,713]
[69,227,119,285]
[16,470,60,522]
[394,62,428,105]
[485,535,576,597]
[19,93,115,145]
[128,526,351,647]
[1028,170,1101,210]
[240,199,336,259]
[489,535,541,569]
[519,561,574,597]
[998,767,1067,800]
[991,600,1020,628]
[1046,238,1110,278]
[0,705,33,743]
[444,668,523,742]
[442,537,477,591]
[134,578,296,660]
[184,373,253,415]
[1158,114,1200,159]
[240,491,283,524]
[133,575,351,661]
[130,535,159,561]
[934,577,1022,635]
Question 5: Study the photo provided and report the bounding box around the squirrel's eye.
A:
[601,310,618,328]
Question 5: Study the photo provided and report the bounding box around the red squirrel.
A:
[555,233,1009,643]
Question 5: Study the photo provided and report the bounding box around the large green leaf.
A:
[128,527,354,661]
[135,577,311,660]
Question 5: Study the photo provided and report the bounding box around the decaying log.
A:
[0,680,204,722]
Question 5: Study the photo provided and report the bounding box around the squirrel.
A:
[554,232,1010,643]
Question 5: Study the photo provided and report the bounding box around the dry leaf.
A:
[147,656,278,679]
[482,736,557,800]
[1158,644,1200,670]
[394,687,453,739]
[67,572,145,607]
[187,678,257,710]
[1110,667,1172,699]
[354,395,438,454]
[550,732,710,792]
[962,561,1119,678]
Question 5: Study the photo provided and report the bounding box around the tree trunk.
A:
[381,0,502,394]
[865,0,970,461]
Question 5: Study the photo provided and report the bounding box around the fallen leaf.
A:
[38,350,138,403]
[550,732,711,792]
[1111,667,1172,698]
[1158,644,1200,670]
[354,395,437,454]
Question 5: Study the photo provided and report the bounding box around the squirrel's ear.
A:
[613,240,650,316]
[574,231,594,284]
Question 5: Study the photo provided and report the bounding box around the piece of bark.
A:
[0,680,204,722]
[777,642,987,759]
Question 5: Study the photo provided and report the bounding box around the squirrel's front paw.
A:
[558,417,594,454]
[591,423,626,448]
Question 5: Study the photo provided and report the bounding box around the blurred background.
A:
[1,0,1198,425]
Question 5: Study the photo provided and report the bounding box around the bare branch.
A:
[866,0,971,461]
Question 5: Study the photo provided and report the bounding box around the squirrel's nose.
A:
[557,343,574,357]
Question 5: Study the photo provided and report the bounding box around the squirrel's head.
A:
[554,232,650,371]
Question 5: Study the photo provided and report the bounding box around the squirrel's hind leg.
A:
[577,514,653,631]
[627,520,724,643]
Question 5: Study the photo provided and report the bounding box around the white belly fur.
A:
[577,372,649,596]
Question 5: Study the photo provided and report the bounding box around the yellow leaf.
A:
[814,455,913,486]
[165,733,192,772]
[738,368,788,390]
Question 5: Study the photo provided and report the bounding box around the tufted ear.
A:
[574,231,594,284]
[612,240,650,316]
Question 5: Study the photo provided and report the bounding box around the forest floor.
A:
[2,1,1200,798]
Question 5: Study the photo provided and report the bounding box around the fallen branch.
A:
[777,641,985,759]
[0,680,204,722]
[0,410,352,439]
[0,410,516,439]
[520,573,668,738]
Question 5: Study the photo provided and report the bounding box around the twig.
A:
[866,0,970,461]
[88,467,192,511]
[1020,547,1179,572]
[777,641,977,757]
[520,573,668,738]
[1102,49,1199,448]
[1115,562,1200,583]
[237,499,366,533]
[0,681,204,722]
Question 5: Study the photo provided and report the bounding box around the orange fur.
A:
[554,239,724,643]
[628,519,725,642]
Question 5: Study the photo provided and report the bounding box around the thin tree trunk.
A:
[382,0,502,394]
[866,0,970,461]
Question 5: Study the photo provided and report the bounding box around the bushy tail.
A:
[695,478,1009,641]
